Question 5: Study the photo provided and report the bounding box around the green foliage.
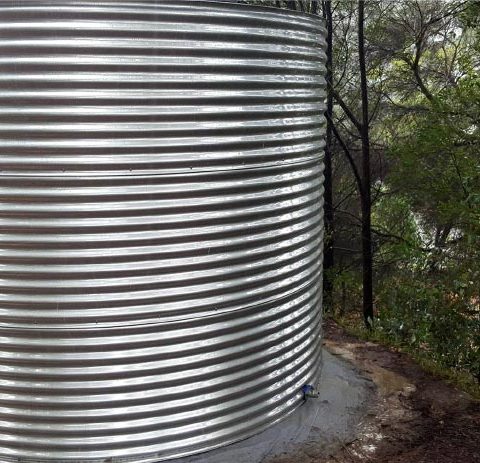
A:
[327,0,480,392]
[329,268,363,314]
[372,192,422,265]
[396,24,479,244]
[376,274,480,379]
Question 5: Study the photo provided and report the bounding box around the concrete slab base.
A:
[171,349,375,463]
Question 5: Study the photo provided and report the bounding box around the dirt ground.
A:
[272,320,480,463]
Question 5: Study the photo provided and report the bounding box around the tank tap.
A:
[302,384,319,400]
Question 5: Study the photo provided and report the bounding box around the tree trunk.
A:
[358,0,374,328]
[287,1,297,10]
[322,0,334,310]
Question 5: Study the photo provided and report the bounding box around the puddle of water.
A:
[368,366,416,396]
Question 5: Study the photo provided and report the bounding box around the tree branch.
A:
[327,114,363,193]
[329,83,363,131]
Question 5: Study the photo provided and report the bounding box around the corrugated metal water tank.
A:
[0,1,326,461]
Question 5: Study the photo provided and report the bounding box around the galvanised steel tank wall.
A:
[0,1,326,461]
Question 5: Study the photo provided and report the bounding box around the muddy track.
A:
[320,320,480,463]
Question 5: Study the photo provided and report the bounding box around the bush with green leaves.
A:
[375,273,479,380]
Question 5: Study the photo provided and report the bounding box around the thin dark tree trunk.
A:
[287,1,297,10]
[322,0,334,310]
[341,280,346,316]
[358,0,374,328]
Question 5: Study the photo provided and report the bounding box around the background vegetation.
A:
[248,0,480,393]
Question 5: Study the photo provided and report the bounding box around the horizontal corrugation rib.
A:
[0,1,325,461]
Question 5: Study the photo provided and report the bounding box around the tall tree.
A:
[328,0,375,328]
[357,0,373,328]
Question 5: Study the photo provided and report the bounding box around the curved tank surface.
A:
[0,1,326,461]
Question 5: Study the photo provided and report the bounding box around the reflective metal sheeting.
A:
[0,1,326,461]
